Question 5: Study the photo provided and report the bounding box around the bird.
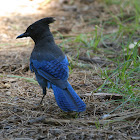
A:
[16,17,86,112]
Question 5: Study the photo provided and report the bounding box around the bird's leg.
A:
[40,87,46,104]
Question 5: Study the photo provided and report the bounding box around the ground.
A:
[0,0,139,140]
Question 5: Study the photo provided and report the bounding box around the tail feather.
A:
[52,82,86,112]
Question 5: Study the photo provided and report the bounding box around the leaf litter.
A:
[0,0,139,139]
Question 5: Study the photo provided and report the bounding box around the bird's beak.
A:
[16,32,29,39]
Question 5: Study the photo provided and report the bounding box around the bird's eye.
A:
[30,27,33,30]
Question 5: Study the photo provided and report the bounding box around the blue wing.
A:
[30,56,69,88]
[30,55,86,112]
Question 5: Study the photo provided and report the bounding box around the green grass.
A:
[7,75,38,84]
[63,0,139,111]
[99,37,140,111]
[74,26,101,51]
[104,0,140,34]
[63,0,140,112]
[97,0,140,109]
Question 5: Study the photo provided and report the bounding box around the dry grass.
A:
[0,0,139,139]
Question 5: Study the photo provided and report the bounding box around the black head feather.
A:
[33,17,55,25]
[17,17,55,42]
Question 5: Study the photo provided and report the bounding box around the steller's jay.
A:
[16,17,86,112]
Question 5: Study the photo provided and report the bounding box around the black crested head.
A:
[16,17,55,43]
[33,17,55,26]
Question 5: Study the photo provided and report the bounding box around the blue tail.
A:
[52,82,86,112]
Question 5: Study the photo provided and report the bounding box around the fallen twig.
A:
[28,116,46,124]
[27,111,140,126]
[79,57,105,64]
[81,92,123,100]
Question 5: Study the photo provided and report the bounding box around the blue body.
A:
[30,56,86,112]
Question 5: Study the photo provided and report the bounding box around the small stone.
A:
[58,135,66,140]
[6,91,11,95]
[49,128,64,136]
[108,135,114,140]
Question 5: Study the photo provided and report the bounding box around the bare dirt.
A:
[0,0,139,139]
